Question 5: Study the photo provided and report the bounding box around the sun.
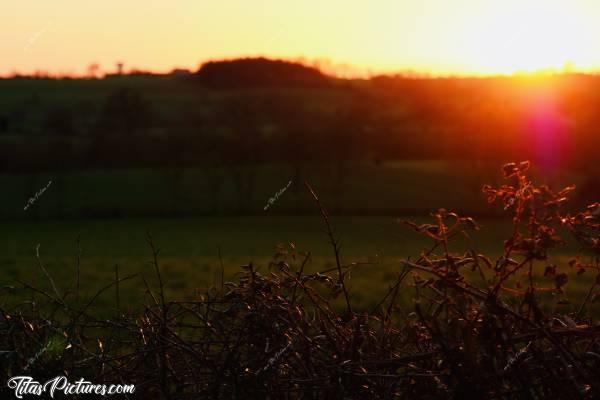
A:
[459,2,595,75]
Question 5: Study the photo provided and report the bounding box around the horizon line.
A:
[3,55,600,80]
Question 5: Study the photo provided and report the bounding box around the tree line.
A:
[0,59,598,180]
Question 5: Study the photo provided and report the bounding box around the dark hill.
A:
[194,57,331,88]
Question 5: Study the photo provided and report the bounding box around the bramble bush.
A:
[1,162,598,399]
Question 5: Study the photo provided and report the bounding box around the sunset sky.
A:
[3,0,600,77]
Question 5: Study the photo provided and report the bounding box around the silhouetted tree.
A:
[324,99,370,210]
[195,57,330,89]
[91,88,153,166]
[96,87,152,136]
[0,115,8,134]
[87,63,101,79]
[43,106,75,136]
[218,97,264,212]
[269,95,317,196]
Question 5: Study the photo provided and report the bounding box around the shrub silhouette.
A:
[1,162,598,399]
[195,57,330,89]
[95,87,153,136]
[43,106,76,136]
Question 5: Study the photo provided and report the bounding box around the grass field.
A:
[1,160,589,221]
[1,215,596,315]
[0,156,595,317]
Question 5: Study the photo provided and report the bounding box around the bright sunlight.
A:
[3,0,600,76]
[459,1,596,74]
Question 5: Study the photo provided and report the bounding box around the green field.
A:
[1,215,596,315]
[0,156,594,315]
[2,160,589,221]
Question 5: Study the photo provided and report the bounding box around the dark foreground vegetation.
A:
[1,162,598,399]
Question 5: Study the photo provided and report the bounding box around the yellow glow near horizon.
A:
[2,0,599,77]
[454,1,597,74]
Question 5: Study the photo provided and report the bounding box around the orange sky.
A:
[3,0,600,77]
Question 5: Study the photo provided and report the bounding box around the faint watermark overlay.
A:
[7,376,135,398]
[24,180,52,211]
[256,341,292,375]
[24,25,49,52]
[503,341,532,372]
[263,180,292,211]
